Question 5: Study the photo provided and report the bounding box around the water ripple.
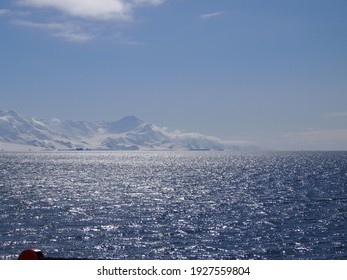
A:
[0,151,346,259]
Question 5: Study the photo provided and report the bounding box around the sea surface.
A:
[0,151,346,260]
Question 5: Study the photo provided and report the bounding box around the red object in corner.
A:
[18,249,45,260]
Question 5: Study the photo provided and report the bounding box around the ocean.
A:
[0,151,346,260]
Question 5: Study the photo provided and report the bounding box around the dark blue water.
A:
[0,151,346,260]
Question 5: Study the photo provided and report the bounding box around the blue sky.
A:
[1,0,347,150]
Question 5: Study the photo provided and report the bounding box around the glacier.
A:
[0,109,258,151]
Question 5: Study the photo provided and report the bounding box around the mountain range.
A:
[0,109,258,151]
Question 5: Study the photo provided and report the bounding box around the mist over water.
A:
[0,151,346,260]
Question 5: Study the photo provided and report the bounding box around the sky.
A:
[1,0,347,150]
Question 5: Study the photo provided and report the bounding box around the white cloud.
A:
[18,0,164,21]
[0,9,10,15]
[14,19,67,30]
[55,29,94,42]
[11,0,165,42]
[19,0,130,20]
[200,11,224,20]
[132,0,165,6]
[13,19,94,42]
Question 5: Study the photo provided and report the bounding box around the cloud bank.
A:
[11,0,165,42]
[281,129,347,150]
[19,0,164,20]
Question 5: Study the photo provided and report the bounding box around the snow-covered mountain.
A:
[0,109,258,151]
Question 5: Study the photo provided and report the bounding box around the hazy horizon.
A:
[1,0,346,151]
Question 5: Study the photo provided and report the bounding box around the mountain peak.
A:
[0,109,259,151]
[118,115,142,123]
[103,115,143,134]
[0,109,18,117]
